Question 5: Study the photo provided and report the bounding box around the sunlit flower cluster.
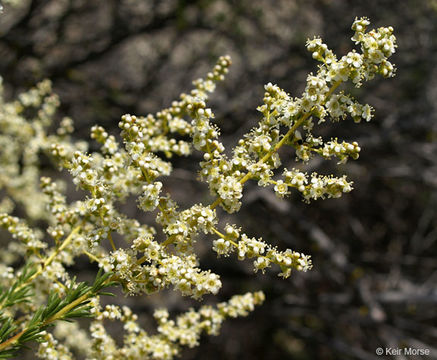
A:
[0,18,396,359]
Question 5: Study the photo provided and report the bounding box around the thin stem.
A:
[26,226,81,286]
[108,232,116,252]
[0,329,26,352]
[83,250,101,264]
[161,234,176,247]
[237,111,312,187]
[43,293,89,325]
[41,226,81,272]
[211,227,238,247]
[0,226,81,311]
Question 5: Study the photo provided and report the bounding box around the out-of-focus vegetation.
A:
[0,0,436,359]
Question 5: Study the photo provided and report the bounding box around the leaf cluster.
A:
[0,268,114,358]
[0,263,36,311]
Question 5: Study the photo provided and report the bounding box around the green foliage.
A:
[0,269,114,358]
[0,263,37,310]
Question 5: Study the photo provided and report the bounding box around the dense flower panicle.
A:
[85,291,264,359]
[0,18,396,359]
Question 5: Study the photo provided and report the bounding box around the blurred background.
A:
[1,0,436,359]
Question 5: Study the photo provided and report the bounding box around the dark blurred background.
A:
[1,0,436,359]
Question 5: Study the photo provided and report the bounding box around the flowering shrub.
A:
[0,18,396,359]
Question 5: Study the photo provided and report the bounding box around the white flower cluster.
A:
[86,291,264,360]
[37,332,72,360]
[0,18,396,359]
[101,243,223,299]
[0,213,46,252]
[212,229,312,277]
